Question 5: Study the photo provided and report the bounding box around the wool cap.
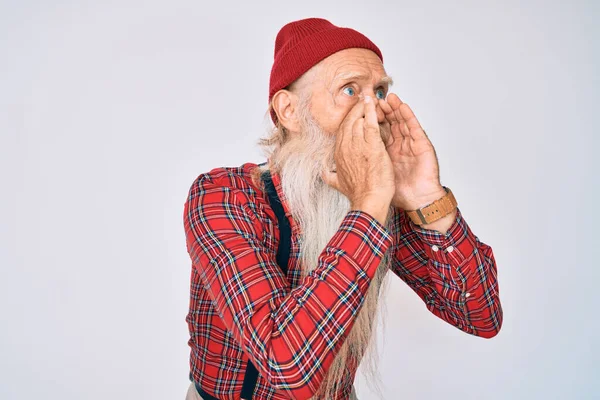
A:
[268,18,383,123]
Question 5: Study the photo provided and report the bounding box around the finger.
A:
[333,101,359,155]
[387,92,404,110]
[351,115,365,143]
[379,96,406,141]
[380,97,407,136]
[379,120,394,147]
[375,99,386,124]
[397,103,428,141]
[339,98,366,135]
[378,98,395,121]
[387,93,410,137]
[363,95,380,141]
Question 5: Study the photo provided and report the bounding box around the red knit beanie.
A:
[268,18,383,123]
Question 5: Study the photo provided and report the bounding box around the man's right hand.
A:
[321,95,395,225]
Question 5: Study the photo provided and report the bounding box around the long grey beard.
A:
[272,107,394,399]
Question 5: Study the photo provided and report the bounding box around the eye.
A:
[342,86,356,96]
[375,88,386,100]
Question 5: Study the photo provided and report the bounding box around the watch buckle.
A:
[416,208,428,225]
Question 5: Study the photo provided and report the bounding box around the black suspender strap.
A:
[240,169,291,399]
[191,167,291,400]
[260,169,291,276]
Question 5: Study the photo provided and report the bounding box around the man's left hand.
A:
[378,93,446,211]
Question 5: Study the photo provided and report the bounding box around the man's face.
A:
[304,48,392,135]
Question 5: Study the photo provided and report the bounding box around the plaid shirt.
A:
[183,161,503,400]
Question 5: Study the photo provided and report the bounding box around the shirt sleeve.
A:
[183,175,393,398]
[389,206,503,338]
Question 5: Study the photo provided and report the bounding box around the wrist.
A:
[403,186,457,230]
[350,202,390,226]
[405,187,447,210]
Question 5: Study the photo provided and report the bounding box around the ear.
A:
[271,89,302,132]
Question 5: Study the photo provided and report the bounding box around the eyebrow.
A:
[333,72,394,87]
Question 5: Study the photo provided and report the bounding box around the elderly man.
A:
[183,17,502,400]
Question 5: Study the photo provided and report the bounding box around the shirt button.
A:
[465,292,471,298]
[431,245,439,252]
[446,246,454,252]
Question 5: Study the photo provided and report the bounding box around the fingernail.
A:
[364,95,372,104]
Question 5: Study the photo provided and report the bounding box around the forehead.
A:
[318,48,387,84]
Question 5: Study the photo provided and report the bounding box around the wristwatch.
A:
[405,186,458,226]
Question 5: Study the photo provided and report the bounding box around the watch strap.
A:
[406,186,457,226]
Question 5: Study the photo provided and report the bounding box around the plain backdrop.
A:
[1,1,598,399]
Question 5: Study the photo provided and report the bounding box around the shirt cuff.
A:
[404,207,476,266]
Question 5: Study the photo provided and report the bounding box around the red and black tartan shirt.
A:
[183,161,503,400]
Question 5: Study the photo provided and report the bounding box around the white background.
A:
[1,1,598,399]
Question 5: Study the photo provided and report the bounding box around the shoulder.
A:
[185,161,269,211]
[183,162,277,247]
